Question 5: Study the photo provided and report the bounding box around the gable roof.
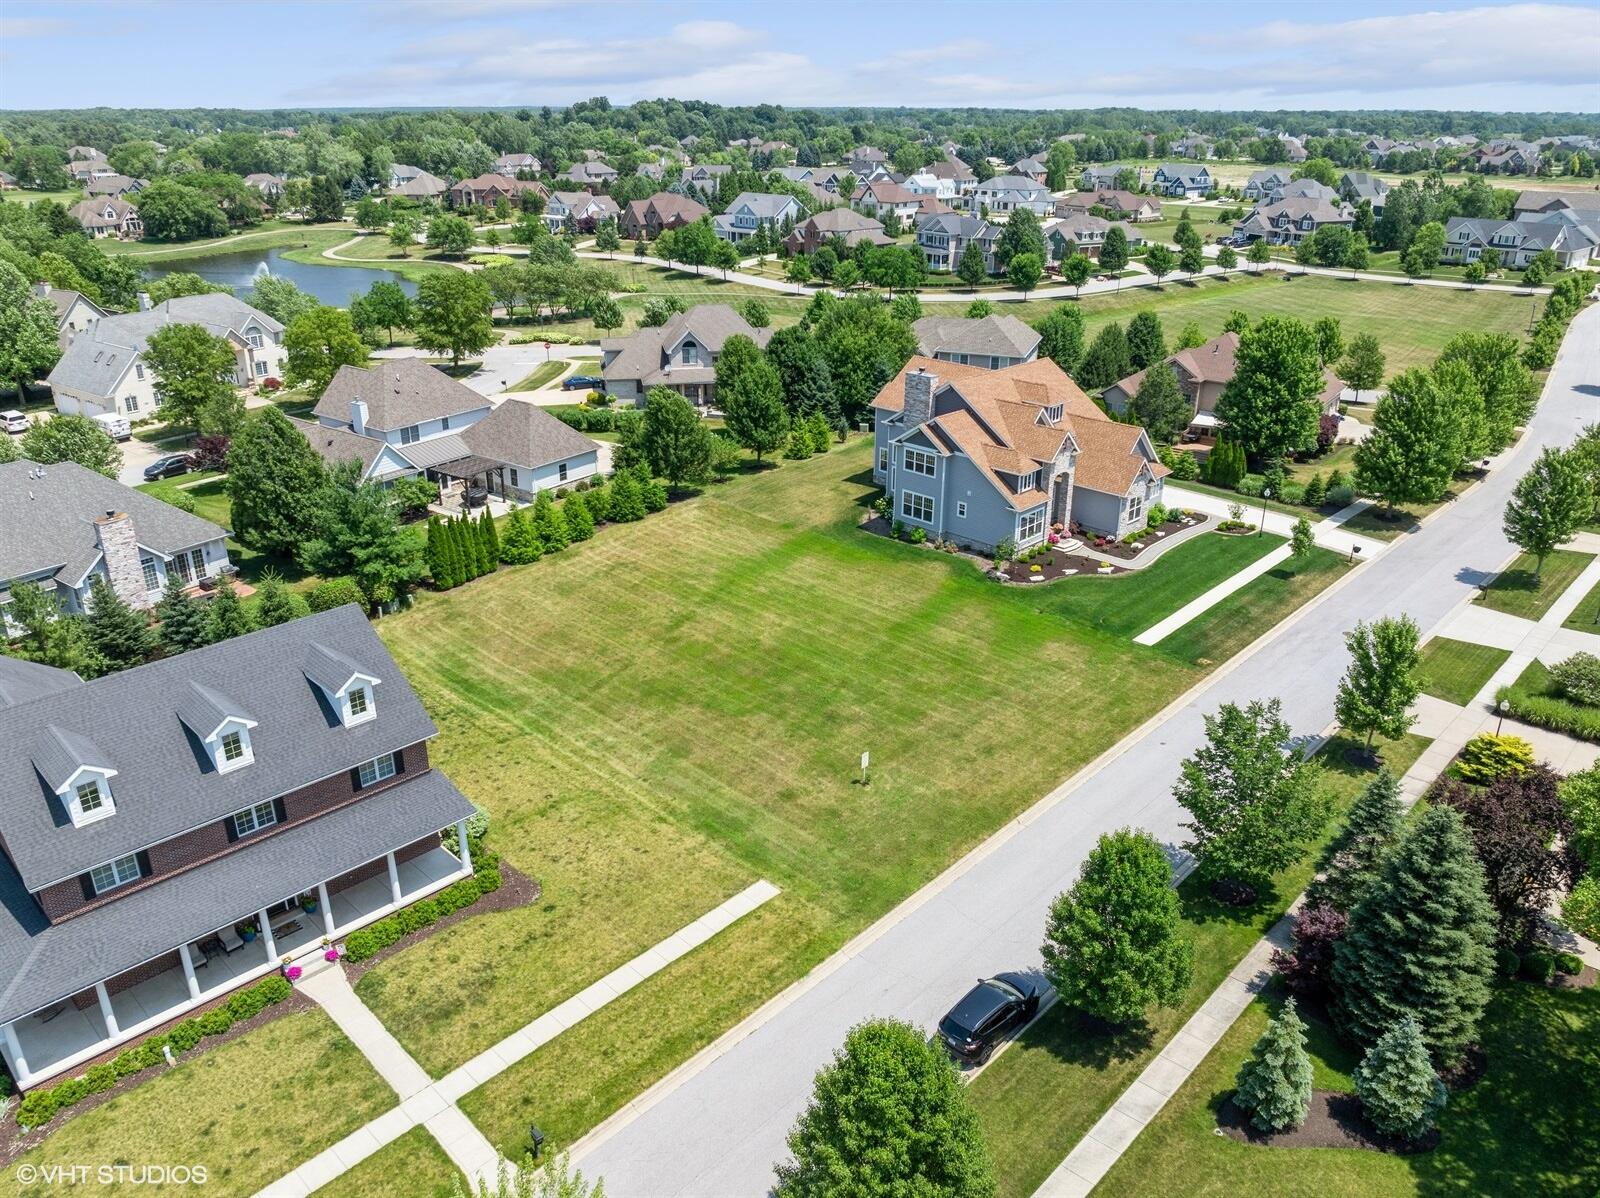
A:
[855,179,919,205]
[725,192,802,219]
[392,169,448,197]
[913,315,1042,361]
[461,398,601,470]
[0,659,82,711]
[288,416,412,481]
[0,460,229,588]
[312,359,490,431]
[601,304,773,383]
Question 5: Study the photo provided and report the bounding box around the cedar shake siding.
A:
[34,742,430,922]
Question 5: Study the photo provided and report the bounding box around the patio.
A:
[6,844,468,1088]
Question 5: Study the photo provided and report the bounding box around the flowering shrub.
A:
[285,965,303,982]
[260,377,282,392]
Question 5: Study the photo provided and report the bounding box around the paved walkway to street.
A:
[257,880,780,1197]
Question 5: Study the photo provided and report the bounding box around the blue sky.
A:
[3,1,1598,113]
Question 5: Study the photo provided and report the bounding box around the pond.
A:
[143,246,418,306]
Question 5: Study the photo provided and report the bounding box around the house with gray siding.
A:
[917,212,999,273]
[601,304,772,405]
[0,607,478,1091]
[871,357,1168,553]
[1151,164,1212,197]
[712,192,806,243]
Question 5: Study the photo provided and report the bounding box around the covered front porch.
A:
[1,839,470,1092]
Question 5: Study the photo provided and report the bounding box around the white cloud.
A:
[0,16,71,38]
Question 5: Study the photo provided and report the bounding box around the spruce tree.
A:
[638,468,668,513]
[1233,998,1313,1132]
[564,492,595,542]
[807,411,832,453]
[1306,769,1404,912]
[207,575,257,643]
[254,570,309,627]
[1040,829,1193,1026]
[478,510,500,569]
[85,574,156,673]
[1353,1017,1447,1141]
[532,490,569,551]
[1332,806,1496,1063]
[609,472,647,522]
[155,573,212,655]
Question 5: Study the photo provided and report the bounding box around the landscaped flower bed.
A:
[1000,549,1123,583]
[1087,509,1210,560]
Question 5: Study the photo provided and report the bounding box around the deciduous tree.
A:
[226,406,327,556]
[640,387,715,486]
[284,305,368,398]
[19,413,121,478]
[413,271,494,368]
[1338,332,1385,391]
[1131,362,1189,444]
[1215,316,1324,461]
[1504,446,1590,580]
[1353,370,1464,511]
[1334,615,1421,750]
[0,260,62,398]
[142,323,239,430]
[1033,305,1086,374]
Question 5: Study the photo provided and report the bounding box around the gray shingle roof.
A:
[0,768,473,1025]
[913,315,1042,361]
[29,725,113,793]
[462,398,601,471]
[0,659,82,711]
[312,359,490,432]
[0,606,438,891]
[0,460,229,587]
[602,304,773,386]
[724,192,801,220]
[289,416,387,475]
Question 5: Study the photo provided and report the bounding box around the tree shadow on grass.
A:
[1479,566,1544,601]
[1027,1002,1156,1072]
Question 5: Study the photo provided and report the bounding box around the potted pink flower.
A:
[321,936,340,963]
[284,964,302,982]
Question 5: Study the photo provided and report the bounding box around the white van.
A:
[1,410,28,435]
[92,412,131,442]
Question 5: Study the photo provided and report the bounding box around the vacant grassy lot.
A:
[6,1010,394,1197]
[312,1126,459,1198]
[1417,637,1511,706]
[1092,980,1600,1198]
[969,730,1431,1198]
[1476,549,1594,620]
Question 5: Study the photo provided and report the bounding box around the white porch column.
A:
[318,883,335,939]
[2,1020,29,1082]
[94,982,119,1038]
[259,909,278,963]
[455,820,472,873]
[386,852,403,906]
[179,943,201,1002]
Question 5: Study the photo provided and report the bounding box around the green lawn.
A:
[312,1127,460,1198]
[1417,637,1511,706]
[1092,980,1600,1198]
[1476,549,1595,621]
[508,359,571,391]
[102,220,337,260]
[969,730,1431,1198]
[1340,478,1474,542]
[1159,546,1348,667]
[11,188,83,207]
[1562,574,1600,633]
[7,1010,395,1196]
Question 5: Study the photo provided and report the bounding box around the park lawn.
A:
[1476,549,1595,620]
[278,238,456,285]
[1561,574,1600,633]
[311,1126,460,1198]
[1417,637,1512,706]
[7,1009,395,1197]
[1158,546,1348,667]
[14,188,83,207]
[103,220,337,260]
[508,359,570,391]
[970,729,1432,1198]
[1091,980,1600,1198]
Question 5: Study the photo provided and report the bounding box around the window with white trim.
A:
[1018,510,1045,542]
[400,425,421,445]
[221,730,246,762]
[956,502,967,518]
[126,394,140,413]
[1127,493,1144,522]
[904,448,936,476]
[141,556,160,591]
[347,686,370,718]
[76,779,106,815]
[508,467,520,487]
[90,853,141,895]
[878,448,889,472]
[558,462,568,482]
[231,799,278,837]
[901,491,934,523]
[247,331,264,348]
[1018,470,1040,492]
[358,752,398,788]
[254,360,268,377]
[134,364,144,381]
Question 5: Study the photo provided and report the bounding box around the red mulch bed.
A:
[1081,511,1211,560]
[0,989,318,1165]
[1217,1091,1441,1154]
[1001,550,1123,583]
[339,862,541,984]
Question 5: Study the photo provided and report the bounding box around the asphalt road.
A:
[572,301,1600,1197]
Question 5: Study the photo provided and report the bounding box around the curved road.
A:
[571,303,1599,1196]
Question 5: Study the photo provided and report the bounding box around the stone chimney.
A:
[904,367,937,428]
[137,291,152,311]
[93,510,151,609]
[350,398,367,436]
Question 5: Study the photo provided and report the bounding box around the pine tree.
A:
[637,468,668,513]
[564,492,595,542]
[155,573,212,655]
[1332,806,1496,1063]
[254,570,309,627]
[1353,1017,1447,1141]
[207,575,257,643]
[499,508,544,564]
[807,410,832,453]
[1040,829,1193,1026]
[784,425,813,460]
[85,574,156,673]
[1307,769,1404,912]
[533,490,569,551]
[1233,998,1314,1132]
[609,472,647,522]
[477,510,500,569]
[468,514,491,576]
[441,518,464,585]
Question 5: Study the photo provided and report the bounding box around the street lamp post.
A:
[1257,488,1271,536]
[1497,698,1509,736]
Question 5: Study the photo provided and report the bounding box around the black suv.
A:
[937,973,1046,1065]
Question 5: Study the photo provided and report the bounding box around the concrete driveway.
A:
[572,303,1600,1196]
[116,433,185,488]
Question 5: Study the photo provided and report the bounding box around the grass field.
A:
[968,730,1431,1198]
[1417,637,1511,706]
[11,188,83,207]
[1159,546,1347,667]
[508,359,571,391]
[1091,979,1600,1198]
[1476,549,1594,620]
[312,1126,460,1198]
[1562,575,1600,633]
[101,221,337,260]
[5,1010,395,1197]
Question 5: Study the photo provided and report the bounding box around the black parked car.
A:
[143,453,194,481]
[562,374,606,391]
[937,973,1046,1065]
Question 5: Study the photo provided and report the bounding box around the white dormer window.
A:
[345,684,374,724]
[64,768,118,827]
[212,721,255,773]
[76,779,106,815]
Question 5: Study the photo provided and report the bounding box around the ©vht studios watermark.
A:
[15,1162,210,1186]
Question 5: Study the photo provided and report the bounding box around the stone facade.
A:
[94,511,148,609]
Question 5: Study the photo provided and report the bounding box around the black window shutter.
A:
[224,815,239,843]
[135,850,152,879]
[393,748,406,775]
[79,874,96,900]
[273,798,287,825]
[350,766,364,792]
